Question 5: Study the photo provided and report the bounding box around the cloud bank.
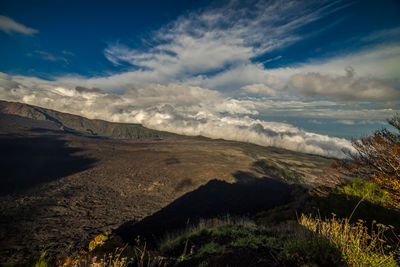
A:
[0,15,38,35]
[0,72,353,158]
[241,84,276,96]
[289,67,400,101]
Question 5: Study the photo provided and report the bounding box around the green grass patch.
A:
[254,159,304,183]
[336,178,391,206]
[230,235,279,249]
[195,242,226,258]
[300,179,400,230]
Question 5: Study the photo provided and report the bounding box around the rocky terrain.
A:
[0,101,333,264]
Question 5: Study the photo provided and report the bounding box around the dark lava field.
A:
[0,103,332,263]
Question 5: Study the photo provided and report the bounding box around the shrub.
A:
[338,115,400,207]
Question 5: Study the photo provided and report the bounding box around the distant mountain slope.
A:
[0,100,166,139]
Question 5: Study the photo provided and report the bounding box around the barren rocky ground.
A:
[0,111,332,264]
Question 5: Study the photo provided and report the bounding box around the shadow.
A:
[165,157,180,165]
[174,178,194,192]
[29,127,108,139]
[29,127,65,134]
[115,172,292,244]
[0,135,97,195]
[303,192,400,230]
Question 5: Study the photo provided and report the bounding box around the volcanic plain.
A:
[0,101,333,263]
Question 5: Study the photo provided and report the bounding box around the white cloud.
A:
[361,27,400,43]
[0,15,38,35]
[99,0,341,88]
[293,44,400,80]
[308,119,325,125]
[69,42,400,103]
[241,83,276,96]
[335,119,355,125]
[48,1,399,105]
[30,50,69,64]
[0,72,354,158]
[289,68,400,101]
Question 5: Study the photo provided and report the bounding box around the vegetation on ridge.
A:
[254,158,305,183]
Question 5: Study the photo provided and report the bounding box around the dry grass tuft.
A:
[299,213,398,266]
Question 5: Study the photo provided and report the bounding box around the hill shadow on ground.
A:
[115,171,292,245]
[0,135,97,195]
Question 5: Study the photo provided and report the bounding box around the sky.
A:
[0,0,399,158]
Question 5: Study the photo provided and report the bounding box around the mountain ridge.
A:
[0,100,167,139]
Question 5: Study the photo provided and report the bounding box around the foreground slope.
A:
[0,101,333,263]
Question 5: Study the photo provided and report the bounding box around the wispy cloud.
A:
[0,15,38,35]
[67,2,400,104]
[103,0,342,84]
[31,50,69,64]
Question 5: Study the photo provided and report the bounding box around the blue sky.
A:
[0,0,400,157]
[0,0,213,77]
[1,0,399,77]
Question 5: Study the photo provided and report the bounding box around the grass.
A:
[160,214,398,266]
[16,177,400,266]
[158,216,357,266]
[337,178,391,206]
[26,202,400,266]
[278,226,344,266]
[299,214,398,266]
[301,179,400,231]
[254,159,304,183]
[50,235,165,267]
[160,216,257,255]
[195,242,226,258]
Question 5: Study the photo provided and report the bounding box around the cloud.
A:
[75,86,101,93]
[361,27,400,43]
[0,15,38,35]
[62,50,75,56]
[0,72,354,158]
[308,119,325,125]
[101,0,342,87]
[335,119,355,125]
[50,1,399,105]
[31,50,69,64]
[70,41,400,102]
[241,83,276,96]
[289,67,400,101]
[0,1,397,159]
[292,44,400,80]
